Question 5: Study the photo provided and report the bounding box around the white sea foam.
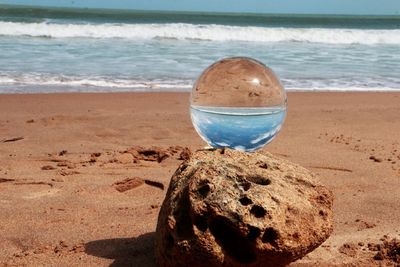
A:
[1,73,400,93]
[1,21,400,44]
[0,73,192,92]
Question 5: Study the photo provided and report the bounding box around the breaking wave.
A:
[1,21,400,44]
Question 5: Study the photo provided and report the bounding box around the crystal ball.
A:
[190,57,287,152]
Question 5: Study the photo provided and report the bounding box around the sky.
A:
[0,0,399,15]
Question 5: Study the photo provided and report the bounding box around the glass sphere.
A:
[190,57,287,152]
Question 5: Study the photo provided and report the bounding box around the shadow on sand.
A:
[85,232,157,267]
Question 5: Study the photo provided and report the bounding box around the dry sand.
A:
[0,92,399,266]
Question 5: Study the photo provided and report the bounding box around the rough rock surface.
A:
[155,149,333,267]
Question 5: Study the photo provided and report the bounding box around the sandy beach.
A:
[0,92,399,266]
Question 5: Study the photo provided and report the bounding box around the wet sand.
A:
[0,92,399,266]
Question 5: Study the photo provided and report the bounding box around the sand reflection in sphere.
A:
[190,57,287,152]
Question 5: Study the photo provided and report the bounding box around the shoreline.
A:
[1,89,400,96]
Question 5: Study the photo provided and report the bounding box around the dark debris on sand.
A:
[113,178,144,193]
[125,146,191,163]
[2,136,24,143]
[369,237,400,264]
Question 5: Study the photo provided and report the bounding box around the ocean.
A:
[0,5,399,93]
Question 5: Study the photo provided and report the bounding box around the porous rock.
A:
[155,149,333,267]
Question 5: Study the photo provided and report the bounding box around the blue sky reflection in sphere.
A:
[190,58,287,152]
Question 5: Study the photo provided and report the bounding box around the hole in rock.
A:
[197,182,210,198]
[319,209,329,219]
[236,175,251,191]
[209,216,256,264]
[262,227,279,244]
[250,205,267,218]
[239,196,253,206]
[247,225,261,241]
[246,175,271,186]
[240,181,251,191]
[258,163,269,169]
[194,215,208,232]
[173,188,194,239]
[166,233,174,248]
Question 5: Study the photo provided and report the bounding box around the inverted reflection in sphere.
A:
[190,57,287,152]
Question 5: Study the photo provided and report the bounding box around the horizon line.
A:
[1,3,400,18]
